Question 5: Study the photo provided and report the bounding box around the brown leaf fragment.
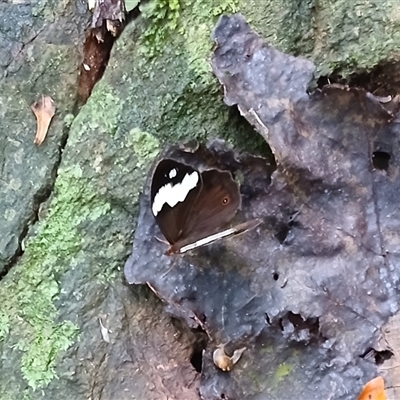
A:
[31,96,55,146]
[357,376,386,400]
[213,344,246,372]
[98,317,110,343]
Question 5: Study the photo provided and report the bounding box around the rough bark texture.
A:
[0,0,87,273]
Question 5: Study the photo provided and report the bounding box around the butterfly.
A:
[150,159,261,255]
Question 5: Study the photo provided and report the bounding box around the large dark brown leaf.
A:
[125,14,400,400]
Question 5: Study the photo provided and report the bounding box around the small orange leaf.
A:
[357,376,386,400]
[31,95,56,146]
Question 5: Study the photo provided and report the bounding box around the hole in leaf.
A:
[190,346,204,373]
[278,318,284,331]
[361,347,394,365]
[375,349,393,365]
[372,151,390,171]
[275,224,289,244]
[287,312,320,336]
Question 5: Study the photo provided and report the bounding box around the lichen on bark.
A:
[0,165,113,390]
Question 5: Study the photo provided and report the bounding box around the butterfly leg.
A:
[154,235,169,245]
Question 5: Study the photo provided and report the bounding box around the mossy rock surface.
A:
[243,0,400,79]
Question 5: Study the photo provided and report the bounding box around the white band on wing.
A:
[152,171,200,216]
[179,227,237,253]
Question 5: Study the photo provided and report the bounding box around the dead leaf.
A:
[357,377,386,400]
[213,344,246,372]
[99,317,110,343]
[31,96,55,146]
[125,14,400,399]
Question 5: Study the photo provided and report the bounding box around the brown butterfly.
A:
[151,159,261,255]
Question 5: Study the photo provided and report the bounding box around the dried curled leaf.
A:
[31,96,55,146]
[213,344,246,372]
[99,317,110,343]
[357,376,386,400]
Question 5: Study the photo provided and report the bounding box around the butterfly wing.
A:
[179,219,262,253]
[151,159,202,245]
[171,169,241,252]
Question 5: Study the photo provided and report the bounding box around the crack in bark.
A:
[0,5,144,280]
[3,27,44,75]
[0,127,69,280]
[90,351,108,400]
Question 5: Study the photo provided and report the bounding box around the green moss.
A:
[22,391,34,400]
[139,0,239,63]
[79,84,123,136]
[100,0,271,156]
[146,0,268,154]
[19,321,78,390]
[128,128,161,167]
[246,367,271,393]
[309,0,400,77]
[272,362,292,384]
[0,164,112,390]
[0,388,35,400]
[245,359,293,394]
[183,0,239,81]
[184,22,213,85]
[242,0,400,79]
[0,311,10,342]
[243,0,315,56]
[259,344,274,355]
[63,113,75,128]
[140,0,182,57]
[156,83,270,154]
[96,265,119,285]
